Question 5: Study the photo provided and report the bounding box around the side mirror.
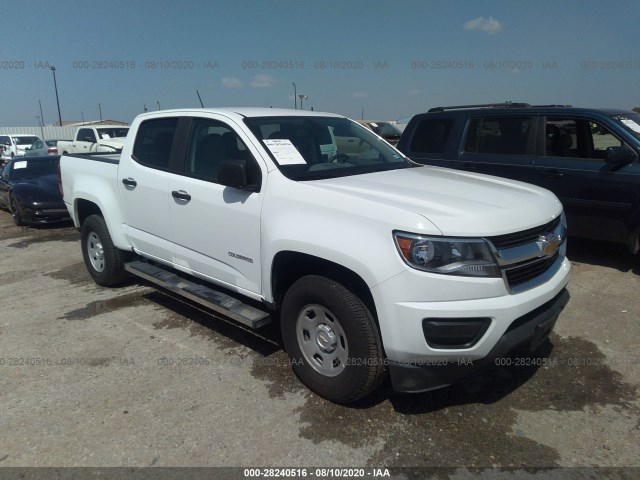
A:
[83,136,95,143]
[218,160,258,192]
[605,146,637,165]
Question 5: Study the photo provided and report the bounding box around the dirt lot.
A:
[0,211,639,475]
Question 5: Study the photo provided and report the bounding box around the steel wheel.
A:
[296,304,349,377]
[281,275,387,403]
[86,231,105,272]
[80,215,129,286]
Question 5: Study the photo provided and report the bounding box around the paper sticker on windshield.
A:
[621,119,640,134]
[263,139,307,165]
[13,161,27,169]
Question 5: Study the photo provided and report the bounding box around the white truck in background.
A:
[59,108,571,403]
[57,125,129,154]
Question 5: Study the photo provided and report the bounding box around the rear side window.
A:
[409,119,453,154]
[132,118,179,169]
[464,116,533,155]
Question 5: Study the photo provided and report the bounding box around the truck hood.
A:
[311,166,562,237]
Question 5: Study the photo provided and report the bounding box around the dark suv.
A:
[397,103,640,253]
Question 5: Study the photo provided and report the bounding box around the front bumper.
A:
[388,288,570,392]
[20,205,71,224]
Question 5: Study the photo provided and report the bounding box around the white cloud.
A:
[464,16,502,34]
[222,77,244,88]
[250,74,276,88]
[353,91,368,99]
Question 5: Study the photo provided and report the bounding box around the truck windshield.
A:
[612,113,640,141]
[371,122,402,139]
[244,116,415,180]
[14,136,40,145]
[97,128,129,139]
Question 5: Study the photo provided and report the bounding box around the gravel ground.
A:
[0,211,638,478]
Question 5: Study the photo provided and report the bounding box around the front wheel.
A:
[81,215,129,286]
[9,193,24,226]
[281,275,386,403]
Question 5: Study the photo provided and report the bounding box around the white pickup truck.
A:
[58,125,129,154]
[59,108,571,403]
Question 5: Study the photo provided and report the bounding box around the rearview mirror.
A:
[605,146,637,165]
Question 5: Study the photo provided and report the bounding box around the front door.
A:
[169,116,265,295]
[534,116,640,242]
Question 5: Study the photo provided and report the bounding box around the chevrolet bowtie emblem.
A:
[537,232,561,257]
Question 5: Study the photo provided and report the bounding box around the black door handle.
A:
[171,190,191,201]
[541,170,564,178]
[121,178,137,187]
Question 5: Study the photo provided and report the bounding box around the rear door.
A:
[534,115,640,242]
[169,115,265,295]
[117,116,181,263]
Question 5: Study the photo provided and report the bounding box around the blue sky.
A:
[1,0,639,125]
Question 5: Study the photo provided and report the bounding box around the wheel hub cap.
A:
[87,231,105,272]
[295,304,348,377]
[315,324,337,353]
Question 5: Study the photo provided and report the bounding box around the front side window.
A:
[244,116,414,180]
[132,118,178,169]
[545,117,623,160]
[464,116,533,155]
[184,118,259,185]
[77,129,96,143]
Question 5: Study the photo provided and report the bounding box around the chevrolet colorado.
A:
[59,108,570,403]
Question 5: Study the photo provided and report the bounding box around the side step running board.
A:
[125,260,271,329]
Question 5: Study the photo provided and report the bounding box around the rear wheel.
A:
[81,214,128,286]
[281,275,386,403]
[9,193,24,226]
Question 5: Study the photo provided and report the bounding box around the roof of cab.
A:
[135,107,344,120]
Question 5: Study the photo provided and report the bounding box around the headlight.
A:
[393,232,501,277]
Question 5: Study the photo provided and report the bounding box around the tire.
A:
[281,275,386,403]
[81,214,128,286]
[9,193,24,226]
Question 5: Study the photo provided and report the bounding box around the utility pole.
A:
[50,66,62,126]
[292,82,297,109]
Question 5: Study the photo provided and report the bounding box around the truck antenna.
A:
[196,90,204,108]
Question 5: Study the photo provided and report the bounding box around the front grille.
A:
[489,217,561,249]
[504,253,559,289]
